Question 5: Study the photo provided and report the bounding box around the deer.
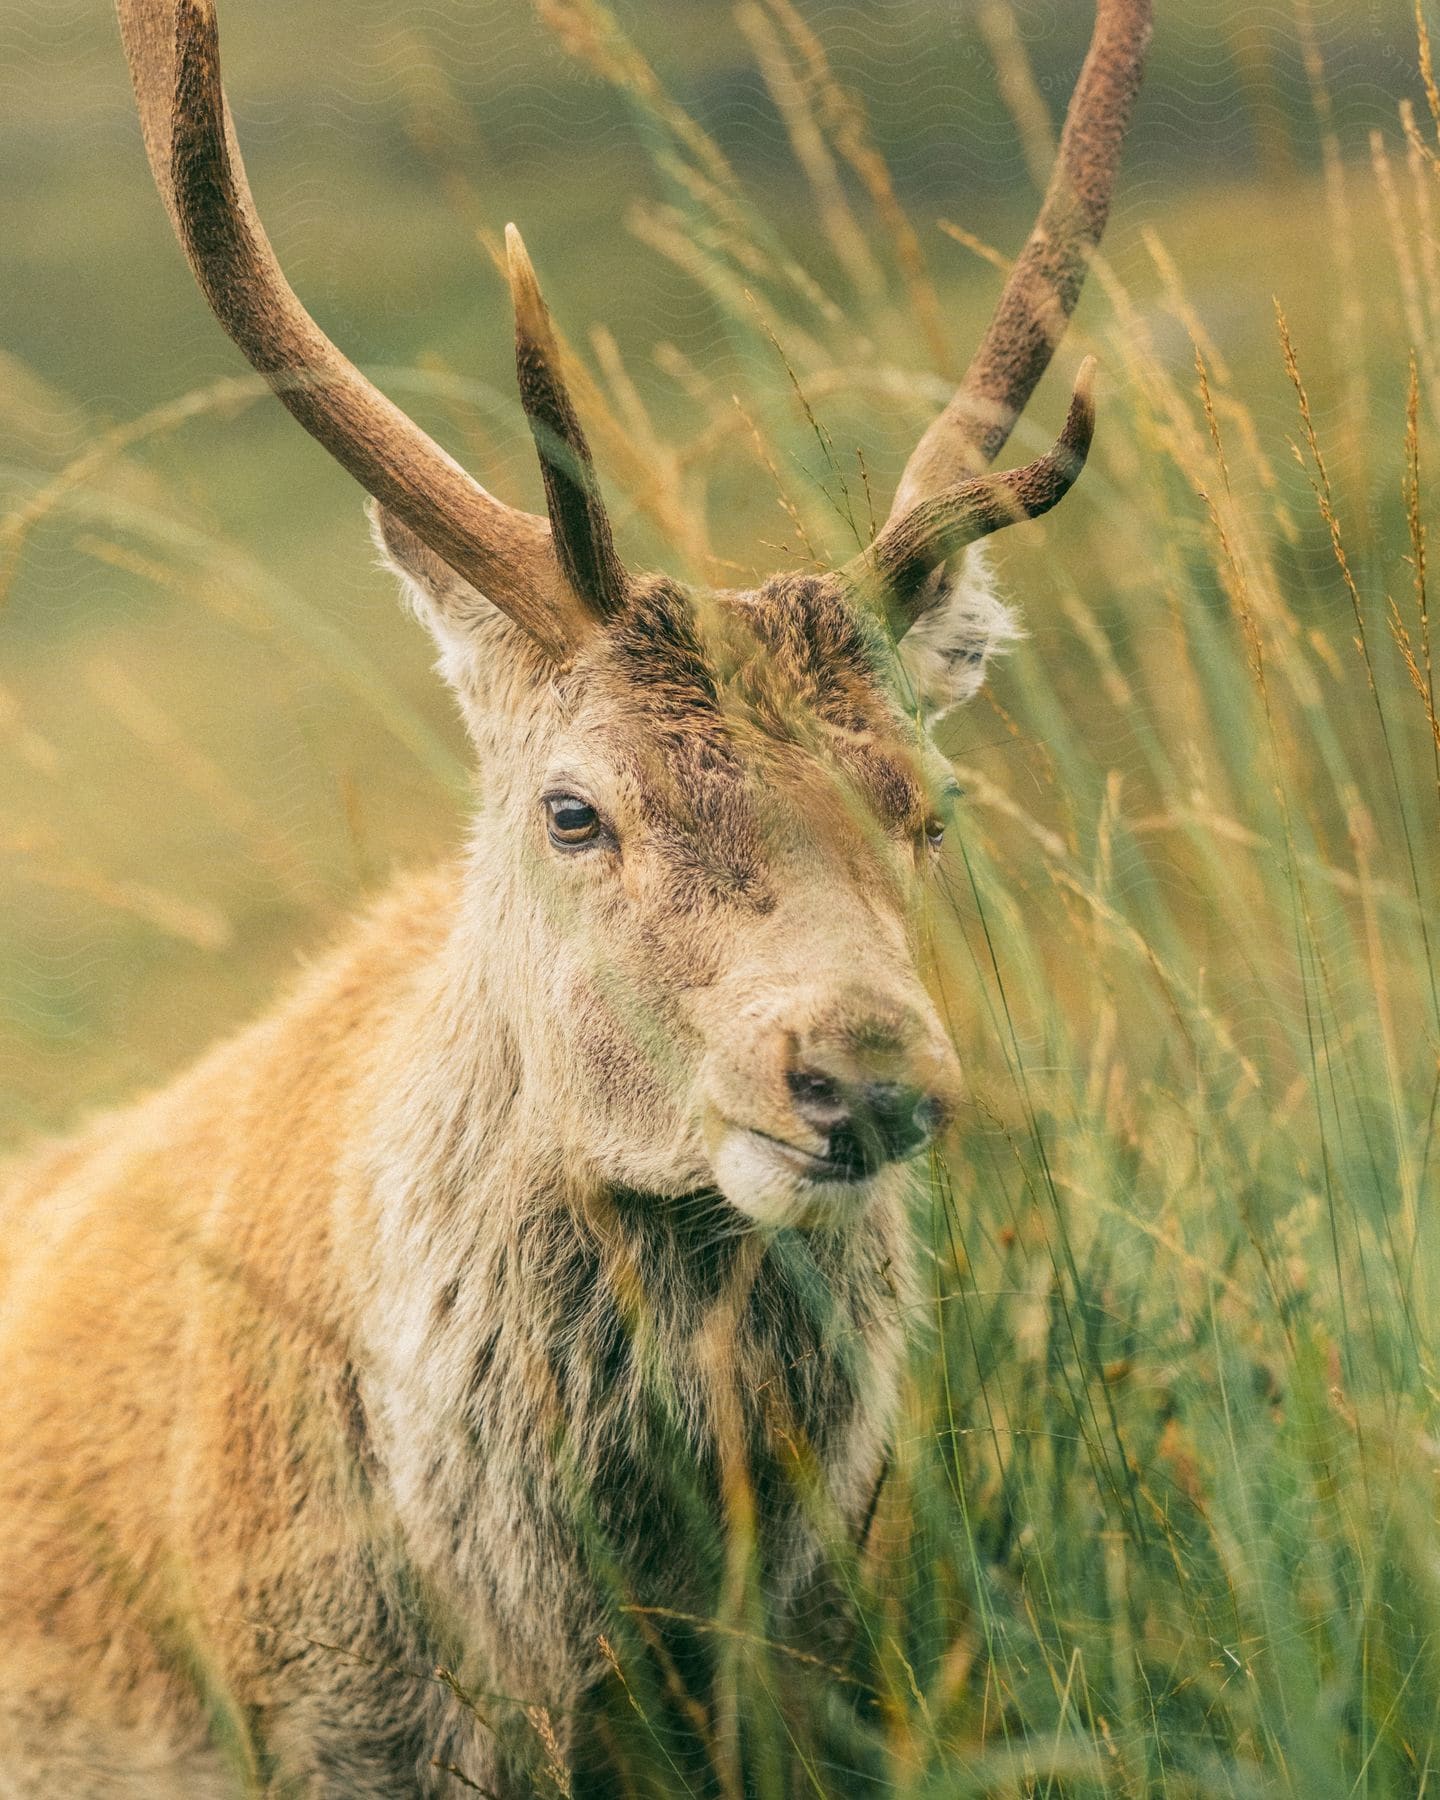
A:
[0,0,1151,1793]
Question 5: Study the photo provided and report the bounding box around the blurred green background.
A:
[0,0,1429,1143]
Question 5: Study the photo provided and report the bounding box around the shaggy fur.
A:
[0,537,1008,1797]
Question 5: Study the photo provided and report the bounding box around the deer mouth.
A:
[702,1012,958,1221]
[706,1123,909,1228]
[742,1127,889,1186]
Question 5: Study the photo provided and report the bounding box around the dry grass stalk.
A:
[749,306,866,551]
[1369,127,1440,423]
[0,679,60,776]
[760,0,952,376]
[652,143,854,336]
[1399,100,1440,345]
[0,375,263,605]
[1394,358,1440,772]
[974,0,1055,188]
[1293,0,1370,493]
[625,201,829,374]
[82,655,314,902]
[1193,347,1274,727]
[733,0,885,305]
[589,324,715,575]
[728,392,818,569]
[1143,228,1232,388]
[534,0,851,354]
[533,0,736,196]
[1417,0,1440,139]
[5,831,232,951]
[1276,305,1374,694]
[936,218,1012,277]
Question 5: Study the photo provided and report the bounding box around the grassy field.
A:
[4,0,1440,1793]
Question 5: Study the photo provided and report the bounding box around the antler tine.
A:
[115,0,596,662]
[845,357,1095,626]
[507,226,630,621]
[889,0,1152,518]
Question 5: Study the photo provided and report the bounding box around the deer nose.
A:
[786,1064,948,1179]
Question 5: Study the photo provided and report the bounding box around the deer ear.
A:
[897,544,1020,724]
[369,501,540,704]
[371,502,492,642]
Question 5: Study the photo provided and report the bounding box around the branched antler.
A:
[116,0,622,660]
[116,0,1150,649]
[856,0,1151,632]
[890,0,1152,519]
[845,358,1096,625]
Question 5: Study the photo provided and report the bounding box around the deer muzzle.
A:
[701,983,962,1227]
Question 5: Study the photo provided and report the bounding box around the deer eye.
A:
[923,815,946,854]
[544,793,603,849]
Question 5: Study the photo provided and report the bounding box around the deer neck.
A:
[340,886,913,1553]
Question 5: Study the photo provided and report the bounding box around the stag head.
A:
[117,0,1151,1225]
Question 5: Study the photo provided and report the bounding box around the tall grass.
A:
[4,0,1440,1793]
[463,5,1440,1792]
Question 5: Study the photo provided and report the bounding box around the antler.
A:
[507,227,630,621]
[115,0,620,661]
[872,0,1151,616]
[843,358,1095,625]
[117,0,1147,656]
